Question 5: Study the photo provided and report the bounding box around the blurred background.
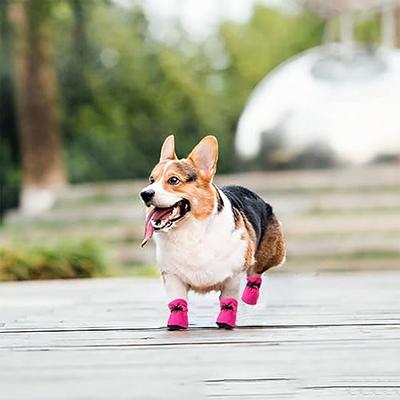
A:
[1,0,399,281]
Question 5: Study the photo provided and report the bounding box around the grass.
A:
[0,240,107,281]
[111,263,159,278]
[131,264,158,277]
[2,218,130,231]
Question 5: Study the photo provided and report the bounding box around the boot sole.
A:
[216,322,235,330]
[167,325,187,331]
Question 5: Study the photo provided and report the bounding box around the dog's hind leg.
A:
[242,215,286,305]
[217,276,240,329]
[252,215,286,274]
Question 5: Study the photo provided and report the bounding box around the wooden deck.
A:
[1,271,400,399]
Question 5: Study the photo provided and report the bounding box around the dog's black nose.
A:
[140,189,155,203]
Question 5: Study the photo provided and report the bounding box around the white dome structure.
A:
[236,5,400,165]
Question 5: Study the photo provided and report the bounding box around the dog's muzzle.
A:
[140,189,155,205]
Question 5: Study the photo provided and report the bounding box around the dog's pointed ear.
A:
[160,135,177,161]
[188,135,218,181]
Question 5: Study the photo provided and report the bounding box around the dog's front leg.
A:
[162,273,189,330]
[216,275,240,329]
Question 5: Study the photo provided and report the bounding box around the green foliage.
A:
[219,7,323,124]
[59,4,236,181]
[354,15,381,45]
[54,3,323,182]
[0,240,106,281]
[1,1,324,204]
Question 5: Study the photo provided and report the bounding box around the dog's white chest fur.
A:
[154,194,247,288]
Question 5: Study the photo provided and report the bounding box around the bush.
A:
[0,241,106,281]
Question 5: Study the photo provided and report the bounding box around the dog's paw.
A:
[241,276,262,305]
[167,298,188,330]
[216,297,238,329]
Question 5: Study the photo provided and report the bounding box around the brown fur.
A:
[150,159,216,220]
[251,215,286,274]
[151,135,286,278]
[172,161,197,182]
[189,281,225,294]
[150,161,168,181]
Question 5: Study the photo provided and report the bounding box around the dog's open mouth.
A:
[141,199,190,247]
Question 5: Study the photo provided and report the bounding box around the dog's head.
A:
[140,135,218,247]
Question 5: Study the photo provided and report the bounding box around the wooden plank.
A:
[1,324,400,349]
[1,272,400,399]
[1,272,400,331]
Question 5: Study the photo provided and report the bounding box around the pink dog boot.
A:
[167,299,188,330]
[216,298,238,329]
[242,276,262,305]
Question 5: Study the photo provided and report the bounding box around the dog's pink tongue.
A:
[140,207,172,248]
[141,218,155,248]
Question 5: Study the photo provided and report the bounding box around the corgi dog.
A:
[140,135,286,330]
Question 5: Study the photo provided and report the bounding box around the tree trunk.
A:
[10,0,67,214]
[396,6,400,48]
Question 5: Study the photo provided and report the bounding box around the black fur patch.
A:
[221,185,273,247]
[214,185,224,213]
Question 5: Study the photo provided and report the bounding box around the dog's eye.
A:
[149,176,155,184]
[168,176,180,185]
